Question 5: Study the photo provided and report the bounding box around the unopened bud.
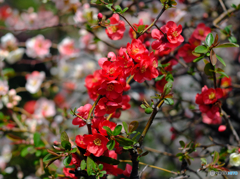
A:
[98,13,103,20]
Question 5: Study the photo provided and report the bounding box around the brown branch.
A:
[213,8,238,28]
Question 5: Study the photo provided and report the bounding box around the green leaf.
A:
[216,54,226,66]
[63,155,72,166]
[65,165,76,168]
[128,121,139,133]
[36,150,42,157]
[155,75,165,82]
[122,7,128,13]
[98,164,103,170]
[87,157,95,176]
[61,132,69,143]
[140,104,146,109]
[114,5,122,13]
[201,158,207,165]
[113,125,122,136]
[217,71,229,78]
[163,82,172,95]
[213,151,219,164]
[137,25,146,32]
[70,148,77,153]
[165,73,174,82]
[122,121,129,134]
[61,141,71,151]
[204,63,214,76]
[228,36,237,43]
[205,33,214,47]
[21,147,29,157]
[98,156,120,165]
[194,45,208,53]
[81,160,86,170]
[215,43,239,48]
[164,98,174,105]
[34,132,41,147]
[179,141,185,148]
[107,140,115,150]
[105,3,113,10]
[102,126,113,136]
[2,68,15,78]
[115,136,134,146]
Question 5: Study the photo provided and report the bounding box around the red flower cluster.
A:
[105,14,126,40]
[151,21,184,56]
[195,86,223,124]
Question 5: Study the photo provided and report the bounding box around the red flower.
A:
[83,133,108,157]
[202,112,221,125]
[127,39,147,59]
[129,19,148,42]
[75,135,87,149]
[105,14,126,40]
[192,23,211,41]
[123,164,132,177]
[178,44,196,63]
[101,61,122,81]
[220,77,232,96]
[24,100,36,114]
[94,97,122,116]
[131,53,159,83]
[151,21,184,51]
[99,120,117,136]
[72,104,92,127]
[63,153,81,179]
[98,80,123,101]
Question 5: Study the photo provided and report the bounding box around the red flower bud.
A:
[98,13,103,20]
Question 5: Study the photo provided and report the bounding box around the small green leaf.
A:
[81,160,86,170]
[105,3,113,10]
[122,121,129,134]
[70,148,77,153]
[216,54,226,66]
[98,164,103,170]
[163,82,172,95]
[63,155,72,166]
[114,5,122,12]
[201,158,207,165]
[179,141,185,148]
[34,132,41,147]
[217,71,229,78]
[43,154,58,163]
[165,73,174,82]
[137,25,146,32]
[87,157,95,176]
[128,121,139,133]
[113,125,122,136]
[107,140,115,150]
[61,141,71,151]
[194,45,208,53]
[21,147,29,157]
[213,151,219,164]
[103,126,113,136]
[205,33,214,47]
[61,132,69,143]
[115,136,134,146]
[65,165,76,168]
[140,104,146,109]
[122,7,128,13]
[164,98,174,105]
[215,43,239,48]
[204,63,214,76]
[36,150,42,157]
[228,36,237,43]
[155,75,165,81]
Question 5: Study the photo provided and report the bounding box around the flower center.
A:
[221,81,229,88]
[109,68,115,74]
[92,78,97,83]
[94,138,101,146]
[107,84,114,91]
[141,66,146,73]
[172,31,178,37]
[132,48,139,55]
[110,25,118,33]
[208,92,215,100]
[198,29,204,36]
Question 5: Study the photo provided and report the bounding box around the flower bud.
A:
[145,107,153,114]
[98,13,103,20]
[218,125,226,132]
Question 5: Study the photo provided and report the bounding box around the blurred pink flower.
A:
[2,89,21,108]
[58,37,80,58]
[25,71,45,94]
[0,80,8,96]
[26,35,52,58]
[34,98,56,119]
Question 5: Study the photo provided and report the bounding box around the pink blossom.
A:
[34,98,56,118]
[58,37,80,58]
[26,35,52,59]
[25,71,45,94]
[0,80,8,96]
[2,89,21,108]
